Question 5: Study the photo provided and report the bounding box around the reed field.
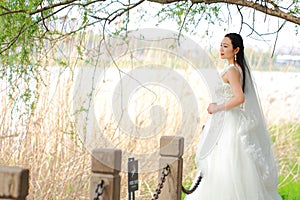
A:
[0,32,299,199]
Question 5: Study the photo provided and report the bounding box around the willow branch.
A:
[0,0,105,17]
[108,0,145,23]
[147,0,300,25]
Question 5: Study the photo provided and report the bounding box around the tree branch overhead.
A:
[147,0,300,25]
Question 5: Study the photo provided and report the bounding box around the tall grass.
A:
[0,66,90,199]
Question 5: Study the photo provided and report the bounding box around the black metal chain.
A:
[94,180,105,200]
[181,173,203,195]
[151,164,170,200]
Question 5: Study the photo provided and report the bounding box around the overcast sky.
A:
[128,2,300,54]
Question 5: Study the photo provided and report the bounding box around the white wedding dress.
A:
[185,65,282,200]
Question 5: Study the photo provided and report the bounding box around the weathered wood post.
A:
[0,166,29,200]
[90,148,122,200]
[159,136,184,200]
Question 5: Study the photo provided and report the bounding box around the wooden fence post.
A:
[0,166,29,200]
[90,148,122,200]
[159,136,184,200]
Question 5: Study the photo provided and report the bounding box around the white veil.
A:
[241,66,279,189]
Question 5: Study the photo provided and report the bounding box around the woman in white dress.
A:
[185,33,282,200]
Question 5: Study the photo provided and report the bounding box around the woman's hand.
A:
[207,103,218,114]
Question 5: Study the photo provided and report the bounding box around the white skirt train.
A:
[184,108,282,200]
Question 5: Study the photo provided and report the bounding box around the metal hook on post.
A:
[94,180,105,200]
[162,164,170,177]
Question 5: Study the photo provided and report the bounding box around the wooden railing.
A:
[0,166,29,200]
[90,136,184,200]
[0,136,185,200]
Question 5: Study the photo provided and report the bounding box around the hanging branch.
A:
[148,0,300,25]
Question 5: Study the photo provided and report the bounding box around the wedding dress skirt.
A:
[185,108,282,200]
[185,66,282,200]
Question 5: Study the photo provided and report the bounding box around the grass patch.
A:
[279,176,300,200]
[270,124,300,199]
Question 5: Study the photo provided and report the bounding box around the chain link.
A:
[151,164,170,200]
[182,172,203,195]
[94,180,105,200]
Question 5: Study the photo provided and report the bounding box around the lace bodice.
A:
[215,82,234,101]
[215,64,243,103]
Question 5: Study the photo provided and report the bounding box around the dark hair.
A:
[225,33,249,92]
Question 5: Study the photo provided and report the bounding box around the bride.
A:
[185,33,282,200]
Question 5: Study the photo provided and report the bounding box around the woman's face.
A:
[220,37,235,60]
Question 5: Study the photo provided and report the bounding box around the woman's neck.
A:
[226,58,235,66]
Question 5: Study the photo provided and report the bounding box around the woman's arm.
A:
[207,68,244,114]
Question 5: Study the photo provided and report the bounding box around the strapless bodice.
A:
[215,64,243,104]
[217,82,234,99]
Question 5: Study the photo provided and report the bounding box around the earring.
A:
[234,54,237,61]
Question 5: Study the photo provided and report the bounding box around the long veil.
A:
[241,66,279,189]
